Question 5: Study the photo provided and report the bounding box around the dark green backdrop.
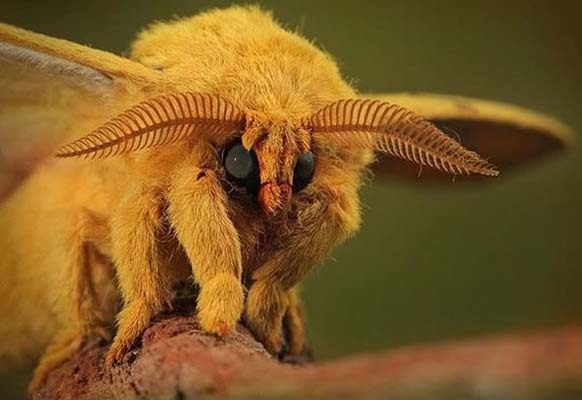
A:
[1,0,581,396]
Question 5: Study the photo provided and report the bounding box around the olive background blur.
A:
[1,0,581,397]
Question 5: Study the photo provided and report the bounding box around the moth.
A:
[0,5,572,393]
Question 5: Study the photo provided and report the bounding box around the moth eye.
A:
[223,140,260,191]
[293,151,315,192]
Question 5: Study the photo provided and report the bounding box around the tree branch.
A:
[33,313,582,399]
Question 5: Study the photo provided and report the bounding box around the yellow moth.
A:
[0,5,572,392]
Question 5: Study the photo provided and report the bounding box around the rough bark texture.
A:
[33,313,582,399]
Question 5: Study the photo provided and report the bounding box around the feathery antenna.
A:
[56,92,245,159]
[307,99,499,176]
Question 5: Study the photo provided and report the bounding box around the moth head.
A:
[56,92,498,217]
[222,114,314,217]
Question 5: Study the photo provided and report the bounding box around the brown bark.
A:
[33,314,582,399]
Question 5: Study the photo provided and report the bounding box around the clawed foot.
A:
[244,318,315,363]
[104,300,155,366]
[105,337,134,366]
[243,283,312,362]
[106,277,244,366]
[244,317,284,356]
[278,341,314,364]
[197,274,244,338]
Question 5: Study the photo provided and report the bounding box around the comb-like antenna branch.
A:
[306,99,499,176]
[55,92,245,159]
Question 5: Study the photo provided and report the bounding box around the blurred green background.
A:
[1,0,581,397]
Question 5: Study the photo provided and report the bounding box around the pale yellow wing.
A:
[365,93,575,181]
[0,23,158,201]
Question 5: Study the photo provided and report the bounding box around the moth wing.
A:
[365,92,574,182]
[0,23,156,200]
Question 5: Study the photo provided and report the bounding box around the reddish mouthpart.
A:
[258,182,292,217]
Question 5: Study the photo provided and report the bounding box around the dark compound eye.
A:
[293,151,315,192]
[223,141,260,191]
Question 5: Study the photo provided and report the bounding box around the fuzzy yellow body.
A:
[0,6,369,390]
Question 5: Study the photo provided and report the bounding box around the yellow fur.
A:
[167,153,245,338]
[283,287,306,355]
[0,6,370,392]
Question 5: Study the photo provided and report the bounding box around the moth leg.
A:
[168,166,244,337]
[247,186,360,355]
[244,283,308,357]
[244,279,288,354]
[105,186,172,365]
[29,213,110,393]
[282,286,307,357]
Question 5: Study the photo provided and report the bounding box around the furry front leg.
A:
[243,284,306,356]
[247,186,361,355]
[168,165,244,337]
[106,186,172,365]
[246,285,308,358]
[245,280,288,353]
